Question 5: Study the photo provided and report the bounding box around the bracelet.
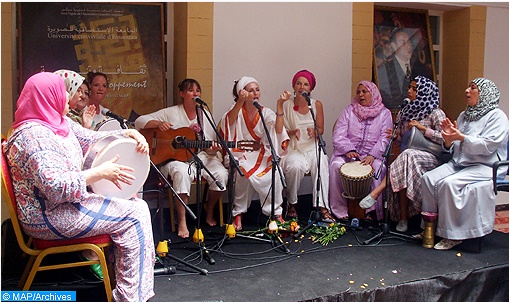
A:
[276,112,284,116]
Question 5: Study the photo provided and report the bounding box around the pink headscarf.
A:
[12,72,70,137]
[292,70,316,91]
[352,80,385,120]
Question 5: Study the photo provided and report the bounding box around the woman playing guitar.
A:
[134,79,228,238]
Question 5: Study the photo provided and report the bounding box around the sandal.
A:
[412,232,424,240]
[434,239,462,250]
[286,203,298,219]
[319,207,336,222]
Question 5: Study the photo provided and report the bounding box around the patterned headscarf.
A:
[12,72,70,137]
[292,69,316,91]
[400,76,439,122]
[464,78,500,121]
[54,69,85,100]
[352,81,385,120]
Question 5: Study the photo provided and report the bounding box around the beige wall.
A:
[1,3,14,222]
[351,2,374,94]
[1,3,14,137]
[442,6,486,120]
[174,3,214,110]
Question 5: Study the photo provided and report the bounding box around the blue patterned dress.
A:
[4,118,155,302]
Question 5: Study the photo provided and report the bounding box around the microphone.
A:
[101,108,128,123]
[252,100,262,111]
[400,98,410,111]
[194,96,207,106]
[395,98,410,125]
[153,266,176,276]
[301,91,311,107]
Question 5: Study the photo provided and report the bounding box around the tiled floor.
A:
[494,210,509,234]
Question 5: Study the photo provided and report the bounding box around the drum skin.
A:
[339,161,374,199]
[95,119,123,131]
[83,134,150,199]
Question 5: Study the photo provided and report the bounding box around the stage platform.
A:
[2,198,509,301]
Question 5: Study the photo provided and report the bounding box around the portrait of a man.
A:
[374,8,435,110]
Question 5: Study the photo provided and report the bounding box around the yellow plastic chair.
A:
[1,138,114,301]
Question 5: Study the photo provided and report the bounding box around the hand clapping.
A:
[441,118,464,148]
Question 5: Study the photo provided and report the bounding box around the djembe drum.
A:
[339,161,374,218]
[421,211,438,248]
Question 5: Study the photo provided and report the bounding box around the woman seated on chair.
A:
[3,72,155,302]
[134,78,228,238]
[279,70,333,221]
[220,76,290,231]
[420,77,509,250]
[359,76,447,232]
[329,80,392,221]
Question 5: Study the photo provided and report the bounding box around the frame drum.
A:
[339,161,374,199]
[95,119,123,132]
[83,134,150,199]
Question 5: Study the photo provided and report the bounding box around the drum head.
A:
[86,137,150,199]
[95,119,122,131]
[340,161,373,178]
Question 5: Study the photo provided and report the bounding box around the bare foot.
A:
[178,221,189,238]
[204,203,217,226]
[206,215,217,227]
[234,215,242,231]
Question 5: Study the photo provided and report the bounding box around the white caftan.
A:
[421,108,509,240]
[281,98,329,209]
[221,104,289,217]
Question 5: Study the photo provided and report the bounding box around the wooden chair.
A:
[1,138,114,301]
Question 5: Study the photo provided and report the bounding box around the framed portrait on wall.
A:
[18,3,166,120]
[373,6,436,110]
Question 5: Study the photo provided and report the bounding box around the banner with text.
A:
[18,3,165,119]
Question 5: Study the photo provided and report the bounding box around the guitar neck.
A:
[183,140,236,149]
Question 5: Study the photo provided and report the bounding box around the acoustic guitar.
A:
[140,127,261,164]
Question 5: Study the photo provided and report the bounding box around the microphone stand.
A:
[196,103,243,239]
[362,112,418,245]
[118,120,207,275]
[293,96,334,239]
[179,137,221,265]
[250,104,289,253]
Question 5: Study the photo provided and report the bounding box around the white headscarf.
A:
[54,69,85,100]
[236,76,258,95]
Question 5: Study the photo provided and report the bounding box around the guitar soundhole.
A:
[171,140,181,149]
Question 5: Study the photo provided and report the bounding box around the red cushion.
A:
[33,234,112,250]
